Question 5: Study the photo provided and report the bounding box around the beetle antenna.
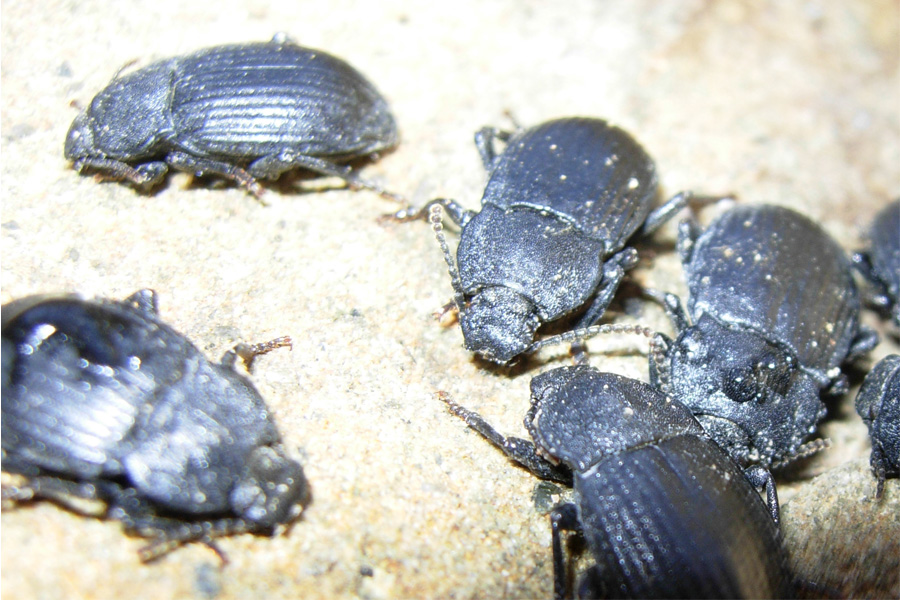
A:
[649,333,671,394]
[770,438,831,470]
[526,323,657,355]
[430,203,466,312]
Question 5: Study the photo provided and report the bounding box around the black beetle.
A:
[646,204,878,468]
[1,290,309,560]
[402,117,705,364]
[852,199,900,329]
[855,354,900,498]
[65,35,399,197]
[443,367,792,599]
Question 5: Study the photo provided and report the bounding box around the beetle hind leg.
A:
[248,151,403,202]
[166,151,263,197]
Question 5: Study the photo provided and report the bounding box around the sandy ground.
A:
[2,1,899,598]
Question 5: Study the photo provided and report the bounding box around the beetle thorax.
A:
[668,314,823,465]
[460,286,539,363]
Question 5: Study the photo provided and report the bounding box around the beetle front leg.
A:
[221,336,293,373]
[642,287,691,333]
[846,325,880,363]
[74,157,169,187]
[641,191,731,237]
[574,247,639,331]
[474,127,513,170]
[1,474,108,511]
[744,465,781,527]
[439,392,572,484]
[122,289,160,316]
[166,151,263,197]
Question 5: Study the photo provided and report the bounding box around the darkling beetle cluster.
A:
[2,33,898,597]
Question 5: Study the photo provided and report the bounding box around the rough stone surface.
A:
[2,1,898,598]
[782,459,900,598]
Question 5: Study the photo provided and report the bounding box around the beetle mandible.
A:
[442,367,792,598]
[645,204,878,468]
[65,35,399,198]
[1,290,309,561]
[404,117,704,364]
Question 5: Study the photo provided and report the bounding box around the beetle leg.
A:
[166,151,264,197]
[642,288,691,333]
[74,157,169,187]
[744,465,780,527]
[550,503,581,600]
[103,484,250,563]
[676,218,702,264]
[846,325,880,363]
[474,127,513,170]
[642,190,692,235]
[641,191,732,237]
[438,392,572,484]
[1,474,107,512]
[221,336,293,373]
[247,152,404,203]
[573,248,639,333]
[123,289,160,316]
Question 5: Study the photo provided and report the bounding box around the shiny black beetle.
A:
[647,204,878,468]
[853,199,900,329]
[855,354,900,498]
[1,290,309,560]
[443,367,792,598]
[65,35,398,197]
[405,117,700,364]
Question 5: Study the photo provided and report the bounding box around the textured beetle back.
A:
[171,41,398,159]
[687,204,861,373]
[576,436,792,598]
[482,118,658,250]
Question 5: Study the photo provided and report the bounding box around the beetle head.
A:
[666,314,824,465]
[66,62,173,162]
[230,445,309,529]
[527,366,702,473]
[64,111,97,160]
[460,287,540,364]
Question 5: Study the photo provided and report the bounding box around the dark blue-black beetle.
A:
[1,290,309,561]
[646,204,878,468]
[401,117,702,364]
[442,367,792,599]
[65,35,398,197]
[855,354,900,498]
[853,199,900,329]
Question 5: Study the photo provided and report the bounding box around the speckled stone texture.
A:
[2,1,898,598]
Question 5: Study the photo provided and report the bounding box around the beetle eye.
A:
[722,367,761,403]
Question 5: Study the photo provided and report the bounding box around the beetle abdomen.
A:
[687,205,860,373]
[173,42,397,159]
[483,118,658,247]
[577,435,790,598]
